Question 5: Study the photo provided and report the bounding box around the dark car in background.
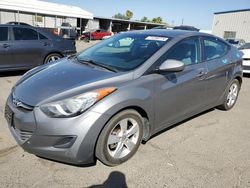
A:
[173,25,200,31]
[0,24,76,71]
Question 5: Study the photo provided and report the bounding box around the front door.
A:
[153,37,207,132]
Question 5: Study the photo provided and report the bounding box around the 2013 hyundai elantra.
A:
[5,30,243,166]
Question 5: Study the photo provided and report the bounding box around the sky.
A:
[43,0,249,30]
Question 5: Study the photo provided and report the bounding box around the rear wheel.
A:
[95,110,143,166]
[44,53,62,64]
[217,79,240,110]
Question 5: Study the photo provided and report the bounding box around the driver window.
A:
[165,38,201,65]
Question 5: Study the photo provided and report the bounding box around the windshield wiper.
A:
[77,58,117,72]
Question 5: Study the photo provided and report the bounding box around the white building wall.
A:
[0,10,78,28]
[0,10,16,23]
[19,12,33,25]
[66,17,77,27]
[212,10,250,42]
[86,19,99,30]
[44,15,55,28]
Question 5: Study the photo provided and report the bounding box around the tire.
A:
[217,79,240,111]
[44,53,62,64]
[95,109,143,166]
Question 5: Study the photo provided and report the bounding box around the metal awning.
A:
[0,0,93,19]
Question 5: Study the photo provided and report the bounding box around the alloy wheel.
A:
[107,118,140,159]
[227,83,238,107]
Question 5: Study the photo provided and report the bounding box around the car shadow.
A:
[147,108,215,142]
[37,155,97,168]
[0,70,27,77]
[89,171,128,188]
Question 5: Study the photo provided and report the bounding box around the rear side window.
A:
[13,27,38,40]
[39,33,48,40]
[203,38,229,61]
[0,27,8,41]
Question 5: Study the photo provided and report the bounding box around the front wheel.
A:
[95,110,143,166]
[217,79,240,110]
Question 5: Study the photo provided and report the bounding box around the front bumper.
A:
[243,59,250,73]
[5,95,111,165]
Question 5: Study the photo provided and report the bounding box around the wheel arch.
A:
[43,52,63,64]
[93,105,152,159]
[234,76,242,86]
[111,106,151,142]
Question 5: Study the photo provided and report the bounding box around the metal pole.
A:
[18,10,20,24]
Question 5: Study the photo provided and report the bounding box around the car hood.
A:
[13,58,120,106]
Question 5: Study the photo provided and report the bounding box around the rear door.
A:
[0,26,13,69]
[11,26,45,67]
[201,37,232,105]
[153,37,208,132]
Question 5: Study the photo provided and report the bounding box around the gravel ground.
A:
[0,41,250,188]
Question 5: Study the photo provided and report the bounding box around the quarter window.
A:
[0,27,8,41]
[13,28,38,40]
[203,38,229,61]
[165,38,201,65]
[39,33,48,40]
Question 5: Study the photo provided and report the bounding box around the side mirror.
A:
[158,59,185,72]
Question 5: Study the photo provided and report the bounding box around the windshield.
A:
[77,33,169,71]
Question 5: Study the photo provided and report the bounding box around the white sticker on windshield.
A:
[145,36,168,41]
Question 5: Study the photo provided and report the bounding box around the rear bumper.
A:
[62,50,77,56]
[5,95,111,165]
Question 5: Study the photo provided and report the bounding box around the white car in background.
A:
[239,43,250,74]
[226,38,245,48]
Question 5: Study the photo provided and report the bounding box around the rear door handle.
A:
[3,44,10,48]
[43,42,49,46]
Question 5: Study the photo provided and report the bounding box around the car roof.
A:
[0,24,60,39]
[126,29,213,38]
[0,24,35,28]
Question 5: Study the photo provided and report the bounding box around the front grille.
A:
[4,104,13,125]
[14,128,33,142]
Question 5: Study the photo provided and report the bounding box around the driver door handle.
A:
[196,68,207,80]
[3,44,10,48]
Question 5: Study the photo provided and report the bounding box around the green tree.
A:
[152,17,163,24]
[113,13,126,20]
[125,10,133,20]
[140,16,150,22]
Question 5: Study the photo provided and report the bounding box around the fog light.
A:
[54,136,76,148]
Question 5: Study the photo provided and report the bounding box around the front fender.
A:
[90,86,154,126]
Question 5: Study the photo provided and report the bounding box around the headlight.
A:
[40,87,116,118]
